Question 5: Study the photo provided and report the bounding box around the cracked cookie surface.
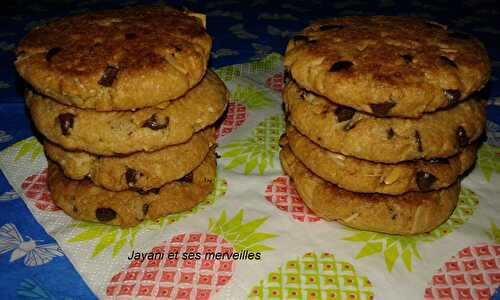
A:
[28,70,228,156]
[284,16,490,117]
[16,6,211,111]
[45,127,215,192]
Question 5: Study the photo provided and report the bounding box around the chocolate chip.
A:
[391,214,397,220]
[180,172,193,183]
[439,56,457,68]
[58,113,74,136]
[427,158,449,164]
[98,65,119,87]
[457,126,468,148]
[448,31,470,40]
[125,168,138,187]
[293,35,308,42]
[125,32,137,40]
[401,54,413,64]
[334,106,355,122]
[369,101,396,116]
[415,131,423,152]
[416,171,437,191]
[142,114,168,130]
[215,152,221,159]
[319,24,344,31]
[329,61,353,72]
[387,128,395,139]
[444,89,461,106]
[142,204,149,216]
[95,208,117,222]
[46,47,62,62]
[132,187,160,195]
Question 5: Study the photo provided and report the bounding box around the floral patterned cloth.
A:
[0,1,499,299]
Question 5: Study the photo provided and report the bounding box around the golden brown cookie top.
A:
[16,6,212,110]
[284,16,490,117]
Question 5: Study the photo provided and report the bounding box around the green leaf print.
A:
[477,143,500,181]
[68,178,227,259]
[221,114,285,175]
[208,209,277,252]
[248,252,374,300]
[215,53,282,82]
[68,223,107,242]
[12,137,43,161]
[343,188,479,272]
[486,221,500,243]
[230,85,274,109]
[384,244,399,272]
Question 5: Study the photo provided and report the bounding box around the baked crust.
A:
[27,70,228,156]
[48,151,216,227]
[16,6,212,110]
[283,81,485,163]
[284,16,490,117]
[280,147,459,235]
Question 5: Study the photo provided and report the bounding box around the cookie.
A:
[283,81,485,163]
[48,151,216,227]
[280,147,459,235]
[45,127,215,192]
[284,16,490,117]
[283,126,476,195]
[16,6,211,111]
[27,70,228,156]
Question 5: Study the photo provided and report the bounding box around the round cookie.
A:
[16,6,211,111]
[45,127,215,192]
[27,70,228,156]
[284,81,485,163]
[48,151,216,227]
[280,147,459,235]
[283,126,476,195]
[284,16,490,117]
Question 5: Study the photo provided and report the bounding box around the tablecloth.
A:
[0,1,499,299]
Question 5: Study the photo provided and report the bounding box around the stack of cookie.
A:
[15,7,228,227]
[281,16,490,234]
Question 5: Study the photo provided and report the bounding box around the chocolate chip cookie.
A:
[284,16,490,117]
[16,6,211,111]
[27,70,228,156]
[283,81,485,163]
[45,127,215,192]
[280,147,459,235]
[283,126,476,195]
[48,151,217,227]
